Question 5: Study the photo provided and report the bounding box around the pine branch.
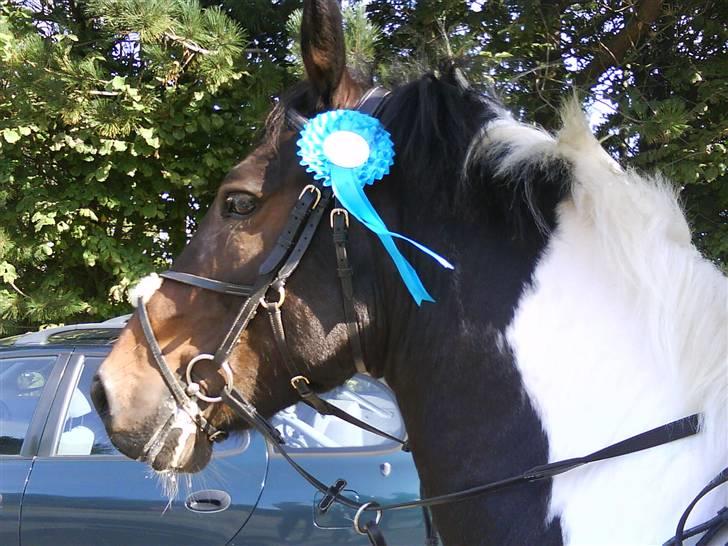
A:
[163,31,216,55]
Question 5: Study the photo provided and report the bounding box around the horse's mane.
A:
[495,98,727,450]
[382,76,725,430]
[267,73,571,234]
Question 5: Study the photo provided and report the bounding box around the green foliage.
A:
[0,0,725,335]
[365,0,727,266]
[0,0,284,334]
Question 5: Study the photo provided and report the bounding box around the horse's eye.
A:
[224,192,258,217]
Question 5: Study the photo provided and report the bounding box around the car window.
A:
[55,357,252,457]
[270,374,406,450]
[0,356,57,455]
[56,357,117,456]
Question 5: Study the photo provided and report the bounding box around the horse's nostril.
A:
[90,373,110,421]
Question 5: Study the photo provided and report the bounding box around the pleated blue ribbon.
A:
[297,109,453,305]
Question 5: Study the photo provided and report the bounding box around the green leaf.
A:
[95,163,112,182]
[138,127,160,148]
[110,75,127,90]
[31,211,57,232]
[78,208,99,221]
[2,129,20,143]
[0,262,17,284]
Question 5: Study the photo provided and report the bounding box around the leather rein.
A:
[135,88,727,546]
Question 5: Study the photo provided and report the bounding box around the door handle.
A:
[185,489,232,513]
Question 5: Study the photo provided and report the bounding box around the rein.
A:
[135,88,728,546]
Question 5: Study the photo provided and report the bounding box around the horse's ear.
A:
[301,0,359,108]
[441,61,470,92]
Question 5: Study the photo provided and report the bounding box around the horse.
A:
[91,1,727,544]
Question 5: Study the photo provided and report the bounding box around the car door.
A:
[231,374,427,545]
[0,350,70,546]
[20,351,268,546]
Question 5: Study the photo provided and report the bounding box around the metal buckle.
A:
[185,354,234,404]
[208,429,229,443]
[353,502,383,535]
[330,208,349,228]
[298,184,322,209]
[290,375,310,390]
[260,284,286,310]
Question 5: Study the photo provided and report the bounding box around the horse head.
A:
[91,0,411,473]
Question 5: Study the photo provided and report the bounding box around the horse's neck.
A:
[382,220,562,544]
[384,194,727,544]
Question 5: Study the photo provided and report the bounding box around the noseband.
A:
[133,87,727,546]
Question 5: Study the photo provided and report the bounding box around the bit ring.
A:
[185,354,234,403]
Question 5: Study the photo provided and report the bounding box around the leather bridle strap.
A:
[332,206,367,374]
[247,410,703,513]
[665,465,728,546]
[258,186,323,276]
[356,86,391,117]
[160,271,254,297]
[146,180,408,448]
[212,186,324,365]
[221,384,708,544]
[284,86,390,131]
[135,184,324,444]
[336,413,702,513]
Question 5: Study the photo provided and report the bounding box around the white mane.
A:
[478,99,727,543]
[555,100,727,448]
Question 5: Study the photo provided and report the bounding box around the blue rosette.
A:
[297,109,453,305]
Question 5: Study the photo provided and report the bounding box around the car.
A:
[0,317,427,546]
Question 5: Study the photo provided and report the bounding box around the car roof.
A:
[0,315,130,349]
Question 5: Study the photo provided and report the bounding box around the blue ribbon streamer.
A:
[330,165,455,304]
[297,110,453,305]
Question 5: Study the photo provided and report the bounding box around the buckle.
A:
[298,184,322,209]
[290,375,314,398]
[330,208,349,228]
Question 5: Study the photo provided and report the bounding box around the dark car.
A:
[0,317,426,545]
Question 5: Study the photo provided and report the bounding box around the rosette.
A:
[297,109,453,305]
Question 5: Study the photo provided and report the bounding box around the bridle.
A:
[134,87,727,546]
[137,86,403,446]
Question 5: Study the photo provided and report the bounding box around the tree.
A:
[1,0,725,334]
[0,0,285,334]
[365,0,727,266]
